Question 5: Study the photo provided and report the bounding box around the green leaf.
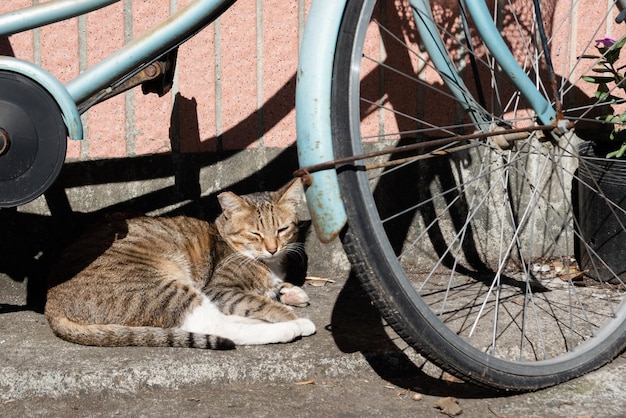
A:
[606,142,626,158]
[596,113,617,122]
[583,75,616,83]
[592,67,615,73]
[594,91,620,103]
[614,35,626,50]
[610,115,626,123]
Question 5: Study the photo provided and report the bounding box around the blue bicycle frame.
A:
[0,0,557,243]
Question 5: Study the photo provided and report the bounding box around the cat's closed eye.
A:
[249,231,263,239]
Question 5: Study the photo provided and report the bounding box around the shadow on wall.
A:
[0,88,302,312]
[0,7,302,310]
[0,36,14,55]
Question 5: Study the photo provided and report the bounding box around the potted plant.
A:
[581,35,626,157]
[577,35,626,284]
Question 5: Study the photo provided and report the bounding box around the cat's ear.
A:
[217,192,247,218]
[277,178,302,207]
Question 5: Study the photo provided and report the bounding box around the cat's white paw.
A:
[279,285,310,307]
[293,318,316,336]
[264,319,315,343]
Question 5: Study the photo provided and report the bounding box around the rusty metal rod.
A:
[293,123,558,178]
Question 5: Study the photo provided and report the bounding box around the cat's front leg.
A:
[208,287,300,322]
[279,283,309,307]
[182,297,315,345]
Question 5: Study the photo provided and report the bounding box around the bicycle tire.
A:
[331,0,626,391]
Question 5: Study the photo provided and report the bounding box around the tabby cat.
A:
[45,180,315,349]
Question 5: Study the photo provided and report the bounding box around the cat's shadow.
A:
[285,221,310,287]
[330,273,503,398]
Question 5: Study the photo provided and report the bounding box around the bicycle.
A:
[0,0,625,392]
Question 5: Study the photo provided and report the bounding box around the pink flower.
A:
[596,36,617,48]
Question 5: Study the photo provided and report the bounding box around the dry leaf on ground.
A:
[294,379,315,385]
[305,276,335,287]
[433,397,463,416]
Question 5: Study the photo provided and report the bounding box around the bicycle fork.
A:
[295,0,348,243]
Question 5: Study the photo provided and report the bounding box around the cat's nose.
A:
[267,247,277,255]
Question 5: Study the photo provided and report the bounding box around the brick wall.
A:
[0,0,307,161]
[1,1,622,166]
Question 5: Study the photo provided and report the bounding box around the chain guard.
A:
[0,71,67,207]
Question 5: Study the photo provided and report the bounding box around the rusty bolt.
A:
[144,63,160,78]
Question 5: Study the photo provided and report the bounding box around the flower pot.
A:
[576,141,626,284]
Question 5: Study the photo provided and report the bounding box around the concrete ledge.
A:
[0,271,427,401]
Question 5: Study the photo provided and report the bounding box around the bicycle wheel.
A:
[331,0,626,390]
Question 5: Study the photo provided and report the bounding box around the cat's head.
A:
[215,179,301,261]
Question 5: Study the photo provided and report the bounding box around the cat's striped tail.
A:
[47,316,235,350]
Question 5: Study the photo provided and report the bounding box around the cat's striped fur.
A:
[45,180,315,349]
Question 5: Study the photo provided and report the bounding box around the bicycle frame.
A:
[411,0,556,129]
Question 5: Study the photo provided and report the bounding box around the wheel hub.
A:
[0,71,67,207]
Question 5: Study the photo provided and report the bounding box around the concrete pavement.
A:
[1,270,625,417]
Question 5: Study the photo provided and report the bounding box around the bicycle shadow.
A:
[330,272,505,398]
[0,36,13,55]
